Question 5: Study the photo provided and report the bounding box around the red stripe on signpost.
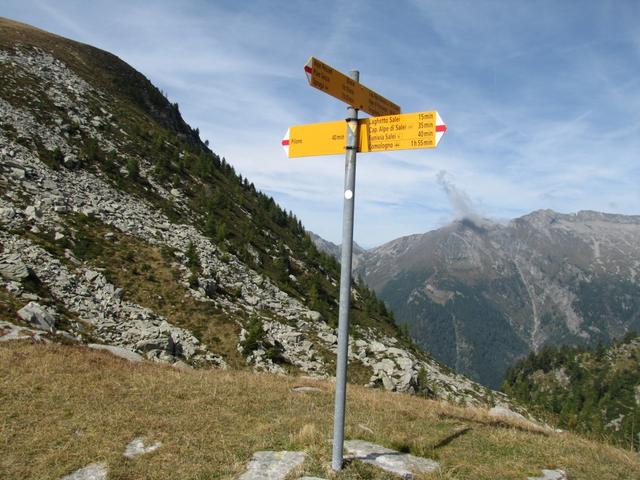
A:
[436,124,447,132]
[281,139,290,146]
[304,65,313,74]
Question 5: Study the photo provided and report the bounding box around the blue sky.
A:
[4,1,640,247]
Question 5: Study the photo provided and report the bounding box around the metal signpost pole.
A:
[331,70,360,471]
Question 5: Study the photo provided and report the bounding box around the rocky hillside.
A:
[503,332,640,451]
[0,18,502,406]
[355,210,640,388]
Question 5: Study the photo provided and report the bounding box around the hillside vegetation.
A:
[503,333,640,452]
[2,342,640,479]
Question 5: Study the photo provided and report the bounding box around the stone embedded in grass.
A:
[528,469,567,480]
[290,386,323,393]
[237,451,306,480]
[0,320,45,342]
[488,405,546,431]
[123,436,162,459]
[344,440,439,479]
[172,360,193,370]
[60,462,107,480]
[88,344,144,363]
[489,405,527,422]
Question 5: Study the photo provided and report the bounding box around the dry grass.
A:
[1,342,639,479]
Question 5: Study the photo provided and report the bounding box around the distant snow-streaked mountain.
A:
[308,231,365,262]
[355,210,640,388]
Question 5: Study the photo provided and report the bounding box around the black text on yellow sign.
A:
[304,57,401,118]
[281,111,447,158]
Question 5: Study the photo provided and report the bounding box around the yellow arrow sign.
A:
[282,111,447,158]
[281,120,346,158]
[304,57,401,117]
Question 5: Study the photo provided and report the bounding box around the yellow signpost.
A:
[304,57,401,117]
[288,57,447,471]
[282,111,447,158]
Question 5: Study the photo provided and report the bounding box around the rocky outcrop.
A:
[0,253,30,281]
[1,231,226,367]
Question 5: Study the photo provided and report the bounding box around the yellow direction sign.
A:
[304,57,401,117]
[282,111,447,158]
[360,111,447,152]
[281,120,347,158]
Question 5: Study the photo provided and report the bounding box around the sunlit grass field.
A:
[1,342,639,479]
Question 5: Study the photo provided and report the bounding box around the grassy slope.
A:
[1,342,639,480]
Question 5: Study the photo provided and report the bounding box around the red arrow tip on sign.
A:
[435,112,447,146]
[281,129,290,156]
[304,58,313,84]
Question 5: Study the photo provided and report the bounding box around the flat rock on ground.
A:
[290,386,323,393]
[237,451,306,480]
[123,436,162,459]
[60,462,107,480]
[528,469,568,480]
[88,344,144,363]
[344,440,439,479]
[0,320,46,342]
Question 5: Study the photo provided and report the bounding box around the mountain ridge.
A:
[354,208,640,388]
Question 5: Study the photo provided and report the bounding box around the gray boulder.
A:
[198,277,217,298]
[24,205,41,220]
[17,302,56,332]
[135,337,171,353]
[0,207,16,220]
[0,253,30,281]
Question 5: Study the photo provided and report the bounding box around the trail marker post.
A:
[281,58,447,471]
[331,69,359,471]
